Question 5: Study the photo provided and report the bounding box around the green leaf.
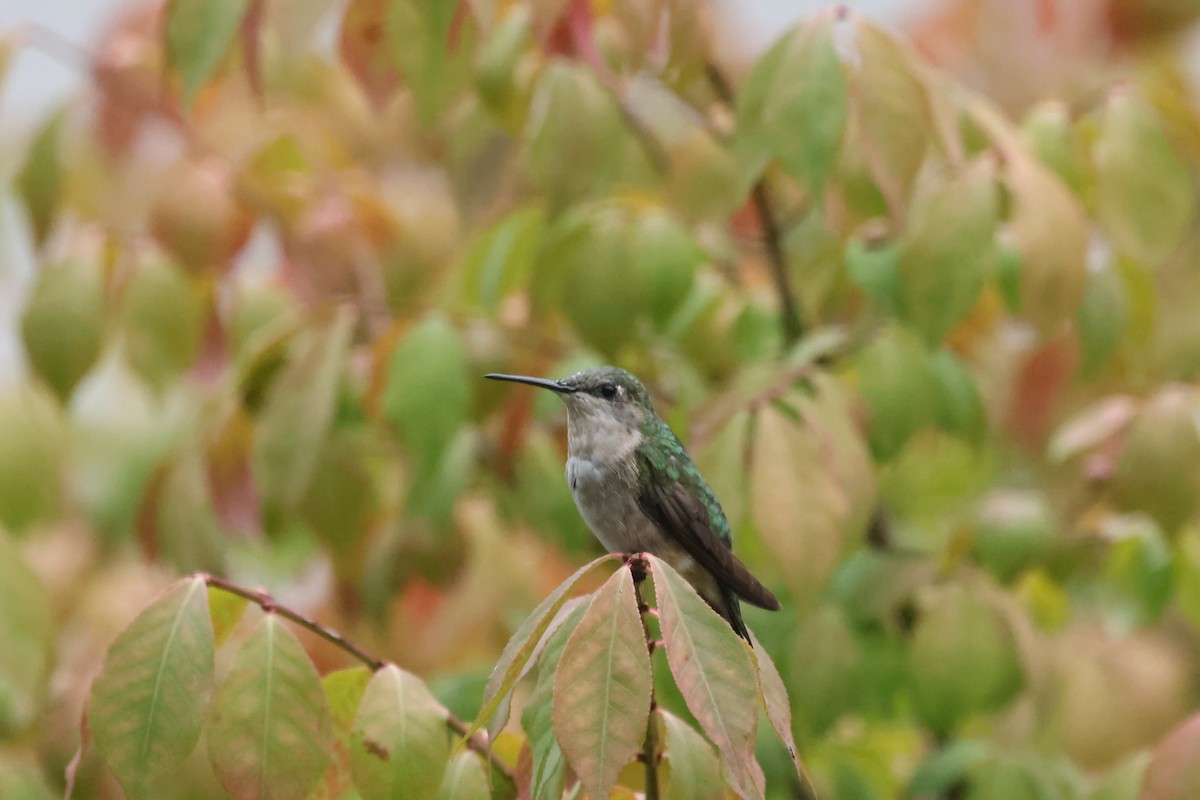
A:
[1094,91,1194,270]
[929,349,987,445]
[737,14,847,194]
[845,236,904,317]
[633,209,704,328]
[555,204,648,358]
[254,307,354,516]
[898,156,998,345]
[788,605,862,736]
[207,586,247,646]
[382,313,470,469]
[906,581,1023,733]
[856,325,938,460]
[1021,100,1082,190]
[662,711,723,800]
[852,19,931,216]
[157,448,226,573]
[521,602,585,800]
[120,255,205,388]
[165,0,252,106]
[552,564,652,800]
[649,555,763,800]
[460,205,545,314]
[470,555,616,740]
[15,106,66,245]
[436,751,489,800]
[89,576,214,799]
[1104,515,1174,622]
[1111,386,1200,533]
[71,347,174,536]
[0,532,51,734]
[0,383,66,533]
[1076,263,1127,376]
[0,750,54,800]
[310,666,372,800]
[525,62,625,210]
[351,664,450,800]
[385,0,475,126]
[908,739,990,796]
[20,257,105,401]
[208,614,332,800]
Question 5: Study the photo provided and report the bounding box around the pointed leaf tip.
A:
[208,614,332,800]
[351,664,450,800]
[90,576,214,799]
[552,564,653,800]
[650,554,763,799]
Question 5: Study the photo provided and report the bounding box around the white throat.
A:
[566,410,643,464]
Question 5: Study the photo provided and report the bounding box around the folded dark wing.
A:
[635,452,780,611]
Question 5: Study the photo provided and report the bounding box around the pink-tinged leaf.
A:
[661,711,723,800]
[851,18,931,217]
[1094,90,1194,271]
[749,402,855,602]
[970,95,1088,338]
[338,0,400,107]
[552,564,652,800]
[309,666,372,800]
[1141,712,1200,799]
[165,0,252,107]
[470,554,617,740]
[351,664,450,800]
[1047,395,1137,463]
[436,751,490,800]
[748,633,794,756]
[1006,151,1089,337]
[240,0,266,100]
[90,576,214,799]
[649,555,763,800]
[208,614,332,800]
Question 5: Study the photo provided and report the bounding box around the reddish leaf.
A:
[650,555,762,799]
[552,564,652,800]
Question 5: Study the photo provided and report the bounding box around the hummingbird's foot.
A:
[625,552,650,583]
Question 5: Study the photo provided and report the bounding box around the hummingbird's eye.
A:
[598,382,618,400]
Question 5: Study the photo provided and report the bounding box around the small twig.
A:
[200,573,515,784]
[203,574,385,670]
[630,557,661,800]
[705,60,804,347]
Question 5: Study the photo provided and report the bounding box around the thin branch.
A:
[203,574,386,670]
[200,573,515,785]
[705,60,805,346]
[630,557,661,800]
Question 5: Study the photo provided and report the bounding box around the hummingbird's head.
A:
[485,366,656,433]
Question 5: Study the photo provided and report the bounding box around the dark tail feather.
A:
[720,589,752,643]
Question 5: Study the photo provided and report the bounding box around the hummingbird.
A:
[486,366,780,640]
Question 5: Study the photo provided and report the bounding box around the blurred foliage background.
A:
[4,0,1200,797]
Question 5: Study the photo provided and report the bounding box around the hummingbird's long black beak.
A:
[484,373,576,393]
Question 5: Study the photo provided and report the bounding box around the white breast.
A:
[563,411,659,554]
